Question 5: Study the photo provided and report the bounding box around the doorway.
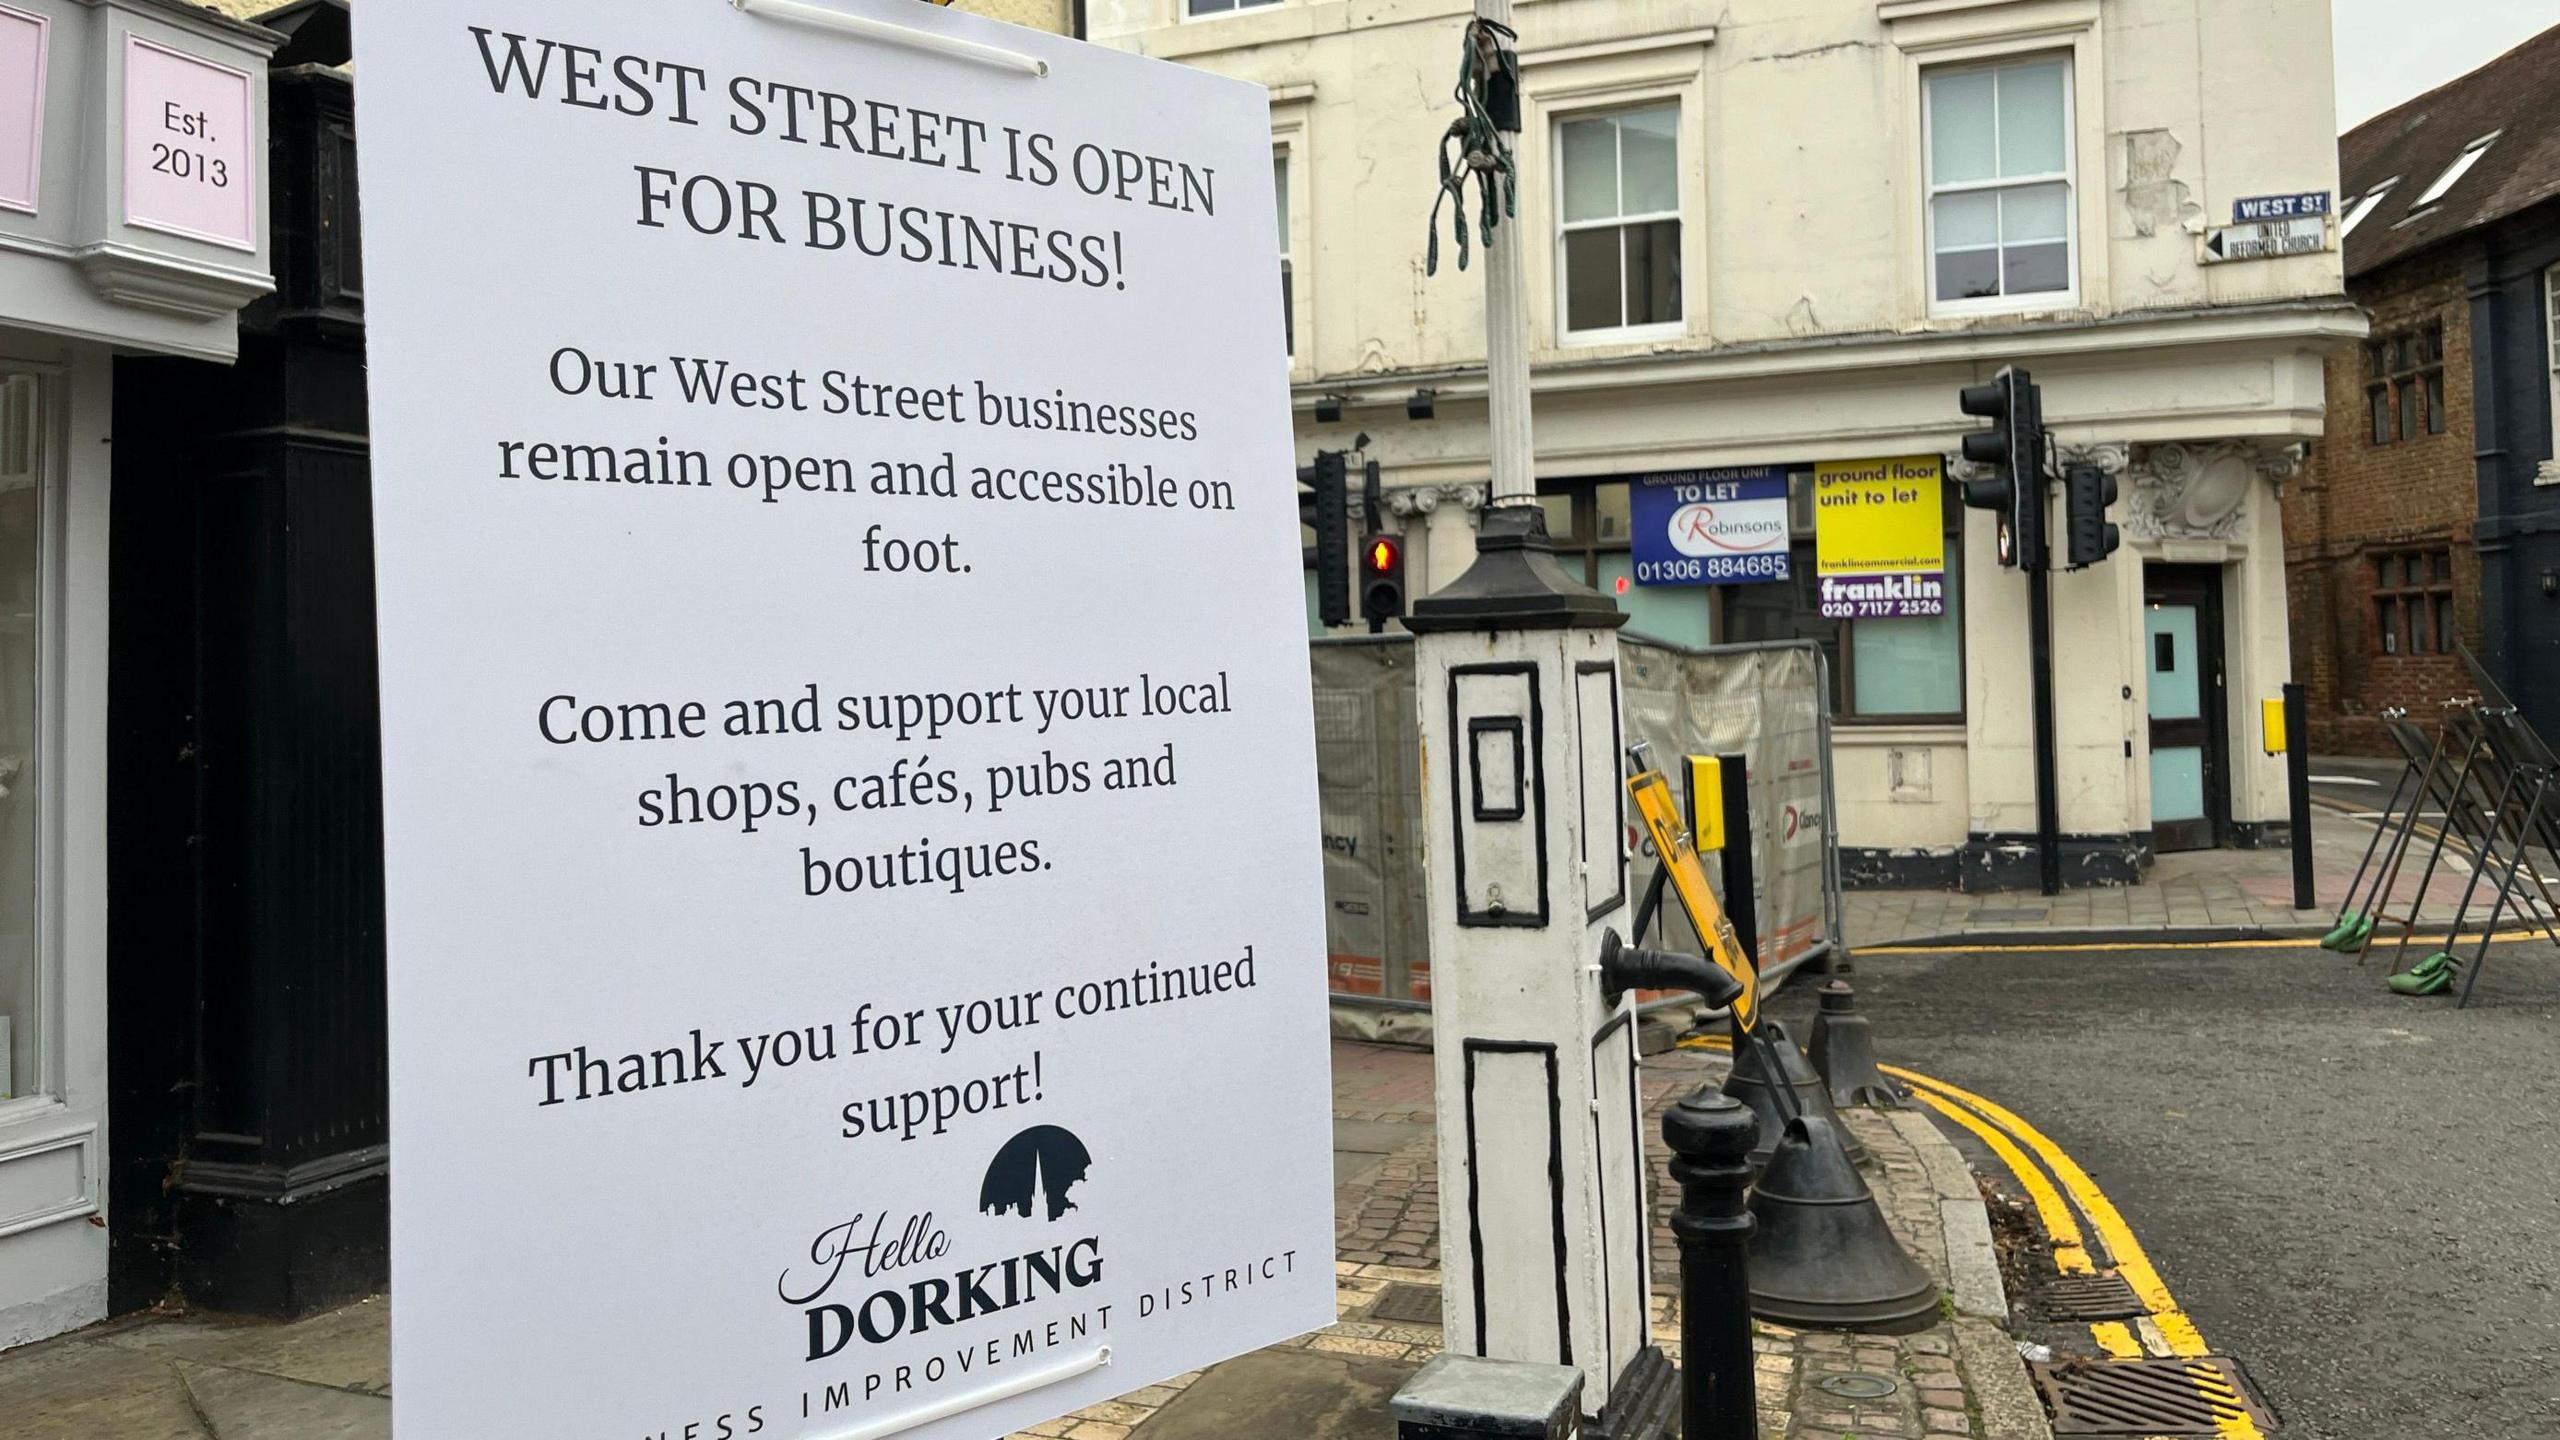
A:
[2144,565,2230,853]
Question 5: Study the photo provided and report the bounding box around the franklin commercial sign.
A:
[1814,456,1945,619]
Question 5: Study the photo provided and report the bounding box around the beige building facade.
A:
[1099,0,2361,885]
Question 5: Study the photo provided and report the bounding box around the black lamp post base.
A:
[1585,1344,1680,1440]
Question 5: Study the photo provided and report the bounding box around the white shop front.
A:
[0,0,273,1348]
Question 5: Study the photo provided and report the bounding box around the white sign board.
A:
[2200,215,2327,264]
[123,34,257,251]
[352,4,1334,1438]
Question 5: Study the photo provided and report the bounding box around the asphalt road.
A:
[1769,941,2560,1440]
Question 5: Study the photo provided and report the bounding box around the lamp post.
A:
[1398,4,1674,1434]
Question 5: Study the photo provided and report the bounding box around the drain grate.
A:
[2032,1356,2278,1436]
[2042,1272,2146,1322]
[1816,1373,1899,1400]
[1369,1282,1443,1326]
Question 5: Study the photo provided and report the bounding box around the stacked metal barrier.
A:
[2319,648,2560,1004]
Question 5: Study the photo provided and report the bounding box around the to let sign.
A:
[1813,456,1945,619]
[124,35,255,251]
[1629,468,1791,585]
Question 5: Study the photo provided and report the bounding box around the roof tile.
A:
[2339,22,2560,277]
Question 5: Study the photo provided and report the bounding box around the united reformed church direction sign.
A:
[353,3,1334,1437]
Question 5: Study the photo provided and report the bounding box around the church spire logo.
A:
[980,1125,1092,1222]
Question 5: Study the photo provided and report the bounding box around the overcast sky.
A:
[2332,0,2553,130]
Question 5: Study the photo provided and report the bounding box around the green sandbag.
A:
[2387,954,2454,996]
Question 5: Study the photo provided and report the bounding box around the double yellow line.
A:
[1678,1035,2261,1436]
[1895,1063,2262,1438]
[1857,930,2549,957]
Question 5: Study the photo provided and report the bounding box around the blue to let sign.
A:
[2233,191,2331,222]
[1629,468,1793,586]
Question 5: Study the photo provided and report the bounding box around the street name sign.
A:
[2200,215,2329,264]
[353,3,1334,1438]
[2231,190,2330,222]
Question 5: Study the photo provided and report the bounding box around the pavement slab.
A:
[1836,784,2541,948]
[1134,1348,1418,1440]
[178,1361,388,1439]
[0,1042,2048,1440]
[101,1298,390,1394]
[0,1331,209,1440]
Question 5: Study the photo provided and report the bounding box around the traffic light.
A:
[2064,463,2120,569]
[1956,365,2046,571]
[1360,532,1405,630]
[1298,449,1350,627]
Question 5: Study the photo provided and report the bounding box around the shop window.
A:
[1556,107,1682,337]
[2371,546,2454,657]
[1924,57,2073,310]
[1723,483,1964,720]
[0,372,43,1102]
[1274,154,1293,356]
[1543,478,1709,647]
[2365,322,2446,444]
[1540,473,1963,717]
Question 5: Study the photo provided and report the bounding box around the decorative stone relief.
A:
[2125,441,2298,541]
[1385,483,1487,519]
[2056,441,2130,476]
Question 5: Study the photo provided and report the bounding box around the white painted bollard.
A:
[1406,503,1670,1439]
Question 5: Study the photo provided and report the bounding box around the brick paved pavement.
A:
[1032,1040,2050,1440]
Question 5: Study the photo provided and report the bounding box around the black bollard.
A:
[1665,1087,1760,1440]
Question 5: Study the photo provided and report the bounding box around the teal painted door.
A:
[2145,567,2226,852]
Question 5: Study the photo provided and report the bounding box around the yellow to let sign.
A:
[1814,455,1945,578]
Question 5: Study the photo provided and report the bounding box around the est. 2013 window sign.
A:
[123,34,257,250]
[351,3,1334,1437]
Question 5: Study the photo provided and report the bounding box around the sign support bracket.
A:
[730,0,1053,78]
[809,1345,1112,1440]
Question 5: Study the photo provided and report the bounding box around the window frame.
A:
[1552,104,1687,344]
[0,361,59,1120]
[2545,262,2559,464]
[2363,320,2446,447]
[1269,92,1312,379]
[1273,151,1292,357]
[2368,545,2455,659]
[1181,0,1280,20]
[2340,180,2397,238]
[2409,132,2499,212]
[1921,54,2079,318]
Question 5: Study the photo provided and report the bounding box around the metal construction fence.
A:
[1311,633,1844,1021]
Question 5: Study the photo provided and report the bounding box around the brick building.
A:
[2286,25,2560,753]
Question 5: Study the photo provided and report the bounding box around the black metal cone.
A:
[1807,980,1908,1110]
[1746,1113,1940,1333]
[1722,1020,1866,1169]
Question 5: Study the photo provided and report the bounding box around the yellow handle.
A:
[1627,765,1758,1032]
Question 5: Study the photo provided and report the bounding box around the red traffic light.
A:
[1364,534,1402,575]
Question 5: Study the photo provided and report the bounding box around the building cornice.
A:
[1294,300,2369,412]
